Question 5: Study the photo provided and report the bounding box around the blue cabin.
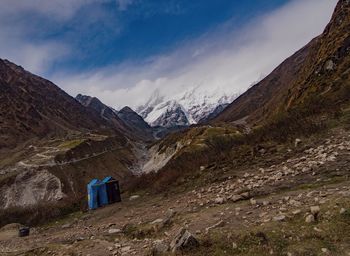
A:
[98,180,109,206]
[101,176,121,204]
[87,179,100,210]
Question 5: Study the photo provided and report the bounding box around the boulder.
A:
[170,228,199,252]
[129,195,140,201]
[305,214,315,223]
[108,228,122,234]
[152,240,169,255]
[310,206,320,216]
[230,194,243,202]
[214,197,226,204]
[163,209,176,226]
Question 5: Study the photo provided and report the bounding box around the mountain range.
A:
[136,87,237,127]
[1,1,350,255]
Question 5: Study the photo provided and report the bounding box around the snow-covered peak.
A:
[136,86,238,127]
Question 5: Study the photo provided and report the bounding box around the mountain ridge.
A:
[214,0,350,125]
[0,59,118,150]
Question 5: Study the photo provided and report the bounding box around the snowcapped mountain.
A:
[136,87,238,127]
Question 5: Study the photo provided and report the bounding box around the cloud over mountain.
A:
[54,0,337,110]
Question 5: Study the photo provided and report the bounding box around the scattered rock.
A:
[108,228,122,234]
[62,223,72,229]
[295,138,302,147]
[305,214,315,223]
[151,219,164,225]
[324,59,335,71]
[163,209,176,226]
[250,198,257,205]
[340,208,346,214]
[170,228,199,252]
[152,240,169,255]
[263,201,270,206]
[129,195,140,201]
[232,242,238,249]
[230,194,243,202]
[121,246,131,253]
[273,215,286,222]
[292,209,301,215]
[205,220,225,233]
[310,206,320,217]
[214,197,226,204]
[321,248,329,253]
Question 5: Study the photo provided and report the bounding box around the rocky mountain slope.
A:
[134,0,350,183]
[117,106,155,140]
[215,0,350,125]
[1,126,349,255]
[0,60,116,151]
[76,94,155,141]
[0,64,145,211]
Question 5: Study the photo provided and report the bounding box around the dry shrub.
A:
[0,197,82,228]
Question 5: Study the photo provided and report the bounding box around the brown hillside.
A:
[0,59,118,150]
[215,0,350,125]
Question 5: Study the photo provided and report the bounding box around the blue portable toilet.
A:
[101,176,121,204]
[87,179,100,210]
[98,180,109,206]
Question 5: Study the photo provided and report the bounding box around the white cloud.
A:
[54,0,337,110]
[0,0,109,20]
[0,0,114,75]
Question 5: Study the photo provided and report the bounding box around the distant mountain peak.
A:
[136,87,238,127]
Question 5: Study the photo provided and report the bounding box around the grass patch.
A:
[58,139,85,150]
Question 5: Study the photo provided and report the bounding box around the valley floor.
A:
[1,128,350,256]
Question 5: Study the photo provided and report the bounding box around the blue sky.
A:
[0,0,288,75]
[0,0,337,108]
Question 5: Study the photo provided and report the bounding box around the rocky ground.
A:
[0,128,350,256]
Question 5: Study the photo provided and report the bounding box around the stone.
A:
[121,246,131,253]
[129,195,140,201]
[170,228,199,252]
[61,223,72,229]
[295,138,302,147]
[240,192,250,199]
[263,201,270,206]
[163,209,176,226]
[152,240,169,255]
[305,214,315,223]
[205,220,225,233]
[151,219,164,225]
[273,215,286,222]
[108,228,122,234]
[324,59,335,71]
[340,208,346,214]
[250,198,257,205]
[230,195,243,202]
[310,206,320,216]
[232,242,238,249]
[292,209,301,215]
[321,248,329,253]
[214,197,226,204]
